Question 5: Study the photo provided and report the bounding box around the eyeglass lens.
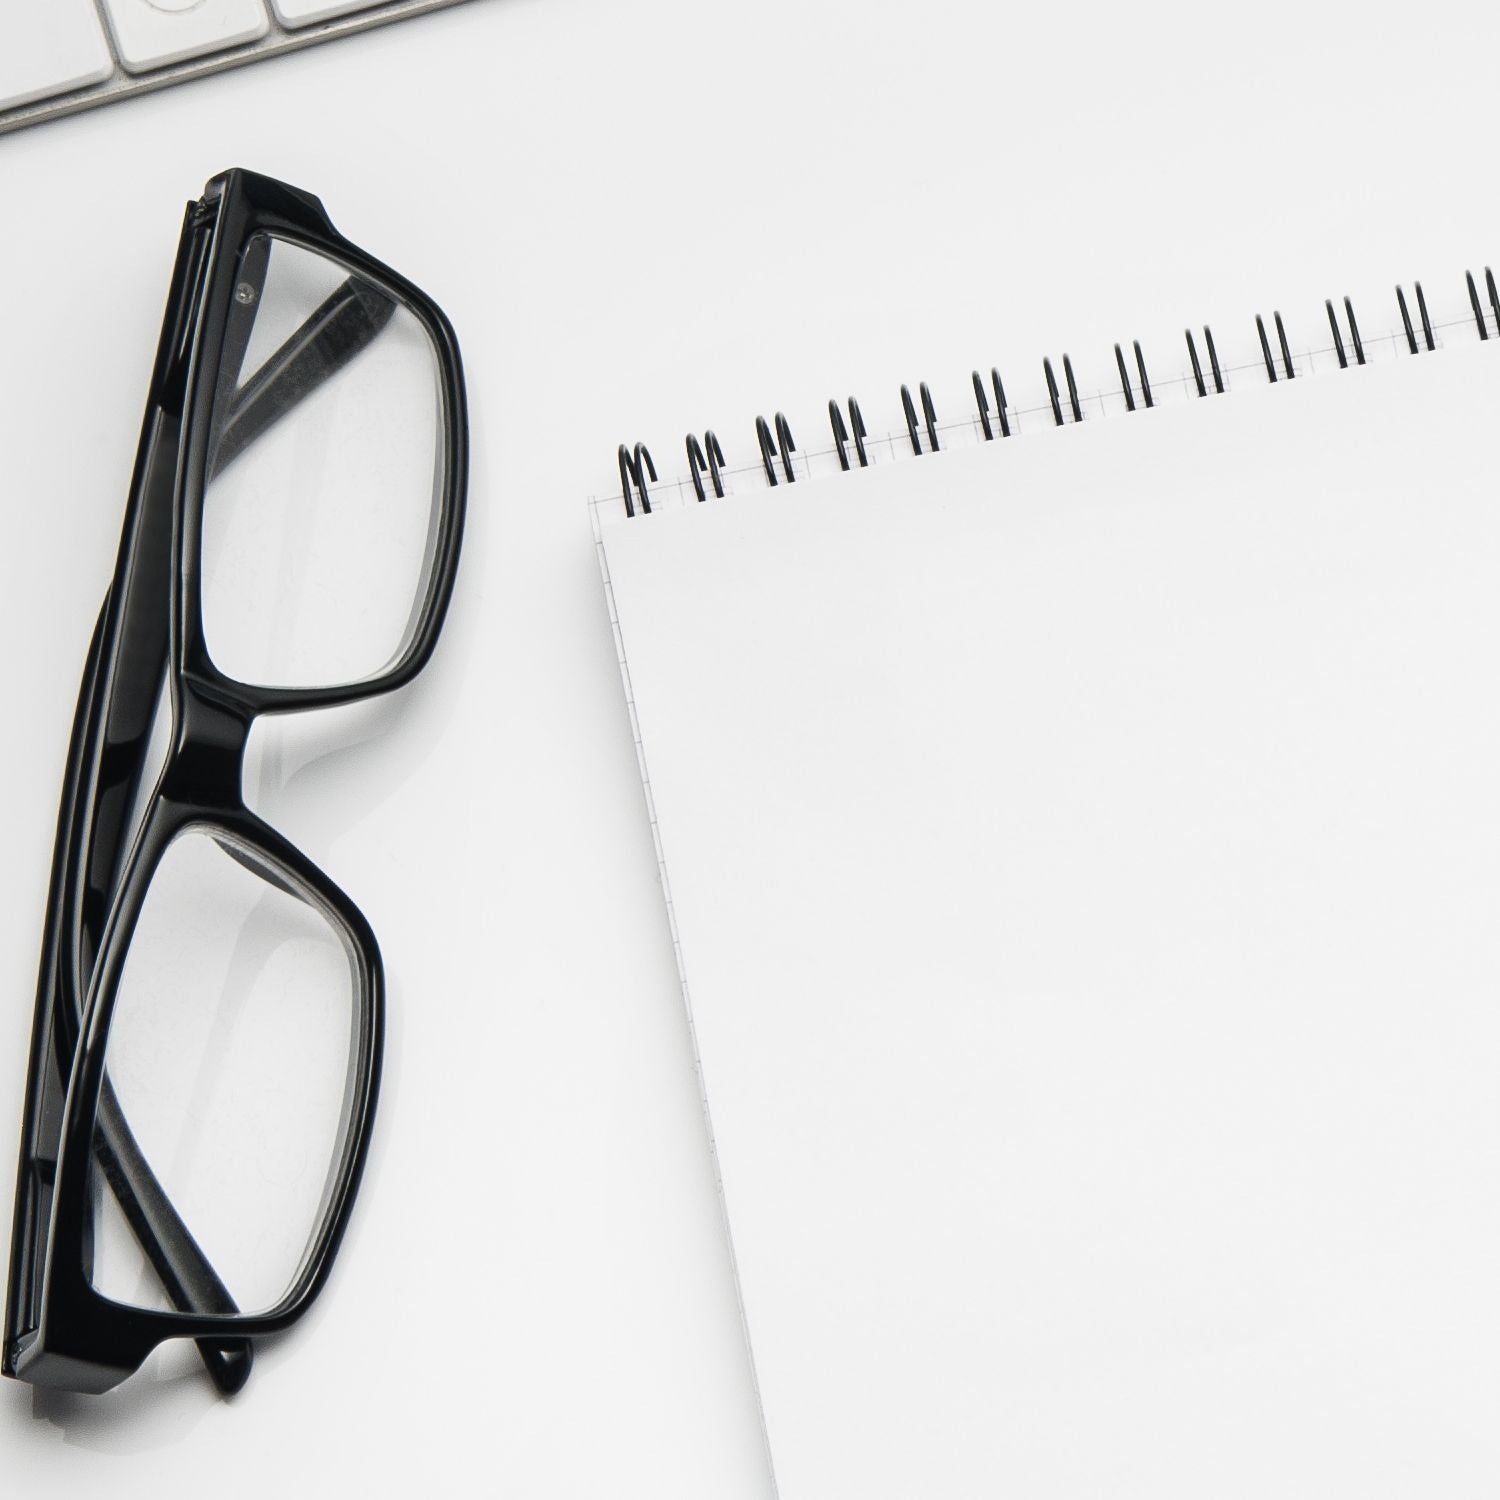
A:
[202,233,447,692]
[86,827,362,1319]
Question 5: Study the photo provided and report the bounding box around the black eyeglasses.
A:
[3,169,467,1395]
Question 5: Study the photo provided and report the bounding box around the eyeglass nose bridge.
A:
[158,678,253,809]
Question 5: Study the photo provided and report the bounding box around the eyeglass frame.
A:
[3,167,468,1395]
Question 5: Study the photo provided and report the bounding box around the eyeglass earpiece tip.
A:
[199,1337,254,1396]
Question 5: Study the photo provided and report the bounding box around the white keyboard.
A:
[0,0,476,133]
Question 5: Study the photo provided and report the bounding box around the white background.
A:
[4,0,1500,1494]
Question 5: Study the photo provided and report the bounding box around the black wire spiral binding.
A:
[1203,327,1224,393]
[1346,297,1365,365]
[1044,359,1064,423]
[618,442,655,517]
[828,399,876,468]
[1255,315,1275,380]
[1184,327,1224,396]
[1465,268,1499,341]
[1326,299,1348,368]
[686,431,726,500]
[1324,295,1365,368]
[1114,340,1152,412]
[1466,272,1488,341]
[1396,282,1435,353]
[616,267,1497,516]
[1255,312,1295,382]
[830,398,869,470]
[830,402,849,468]
[900,382,940,454]
[775,412,796,479]
[1185,329,1203,396]
[755,417,776,484]
[1043,355,1082,424]
[1063,355,1082,421]
[972,371,994,438]
[1396,286,1417,353]
[1135,340,1154,407]
[971,368,1010,439]
[1114,344,1134,412]
[755,412,797,486]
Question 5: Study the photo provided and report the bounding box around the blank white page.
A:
[599,344,1500,1499]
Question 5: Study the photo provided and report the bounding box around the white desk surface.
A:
[3,0,1500,1494]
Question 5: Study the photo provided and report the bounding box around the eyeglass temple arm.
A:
[207,274,397,481]
[94,1087,251,1389]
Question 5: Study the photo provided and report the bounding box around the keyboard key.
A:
[0,0,114,111]
[100,0,271,75]
[272,0,389,25]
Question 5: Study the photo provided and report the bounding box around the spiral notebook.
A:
[593,284,1500,1498]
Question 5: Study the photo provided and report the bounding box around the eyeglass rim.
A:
[34,804,383,1378]
[177,168,470,711]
